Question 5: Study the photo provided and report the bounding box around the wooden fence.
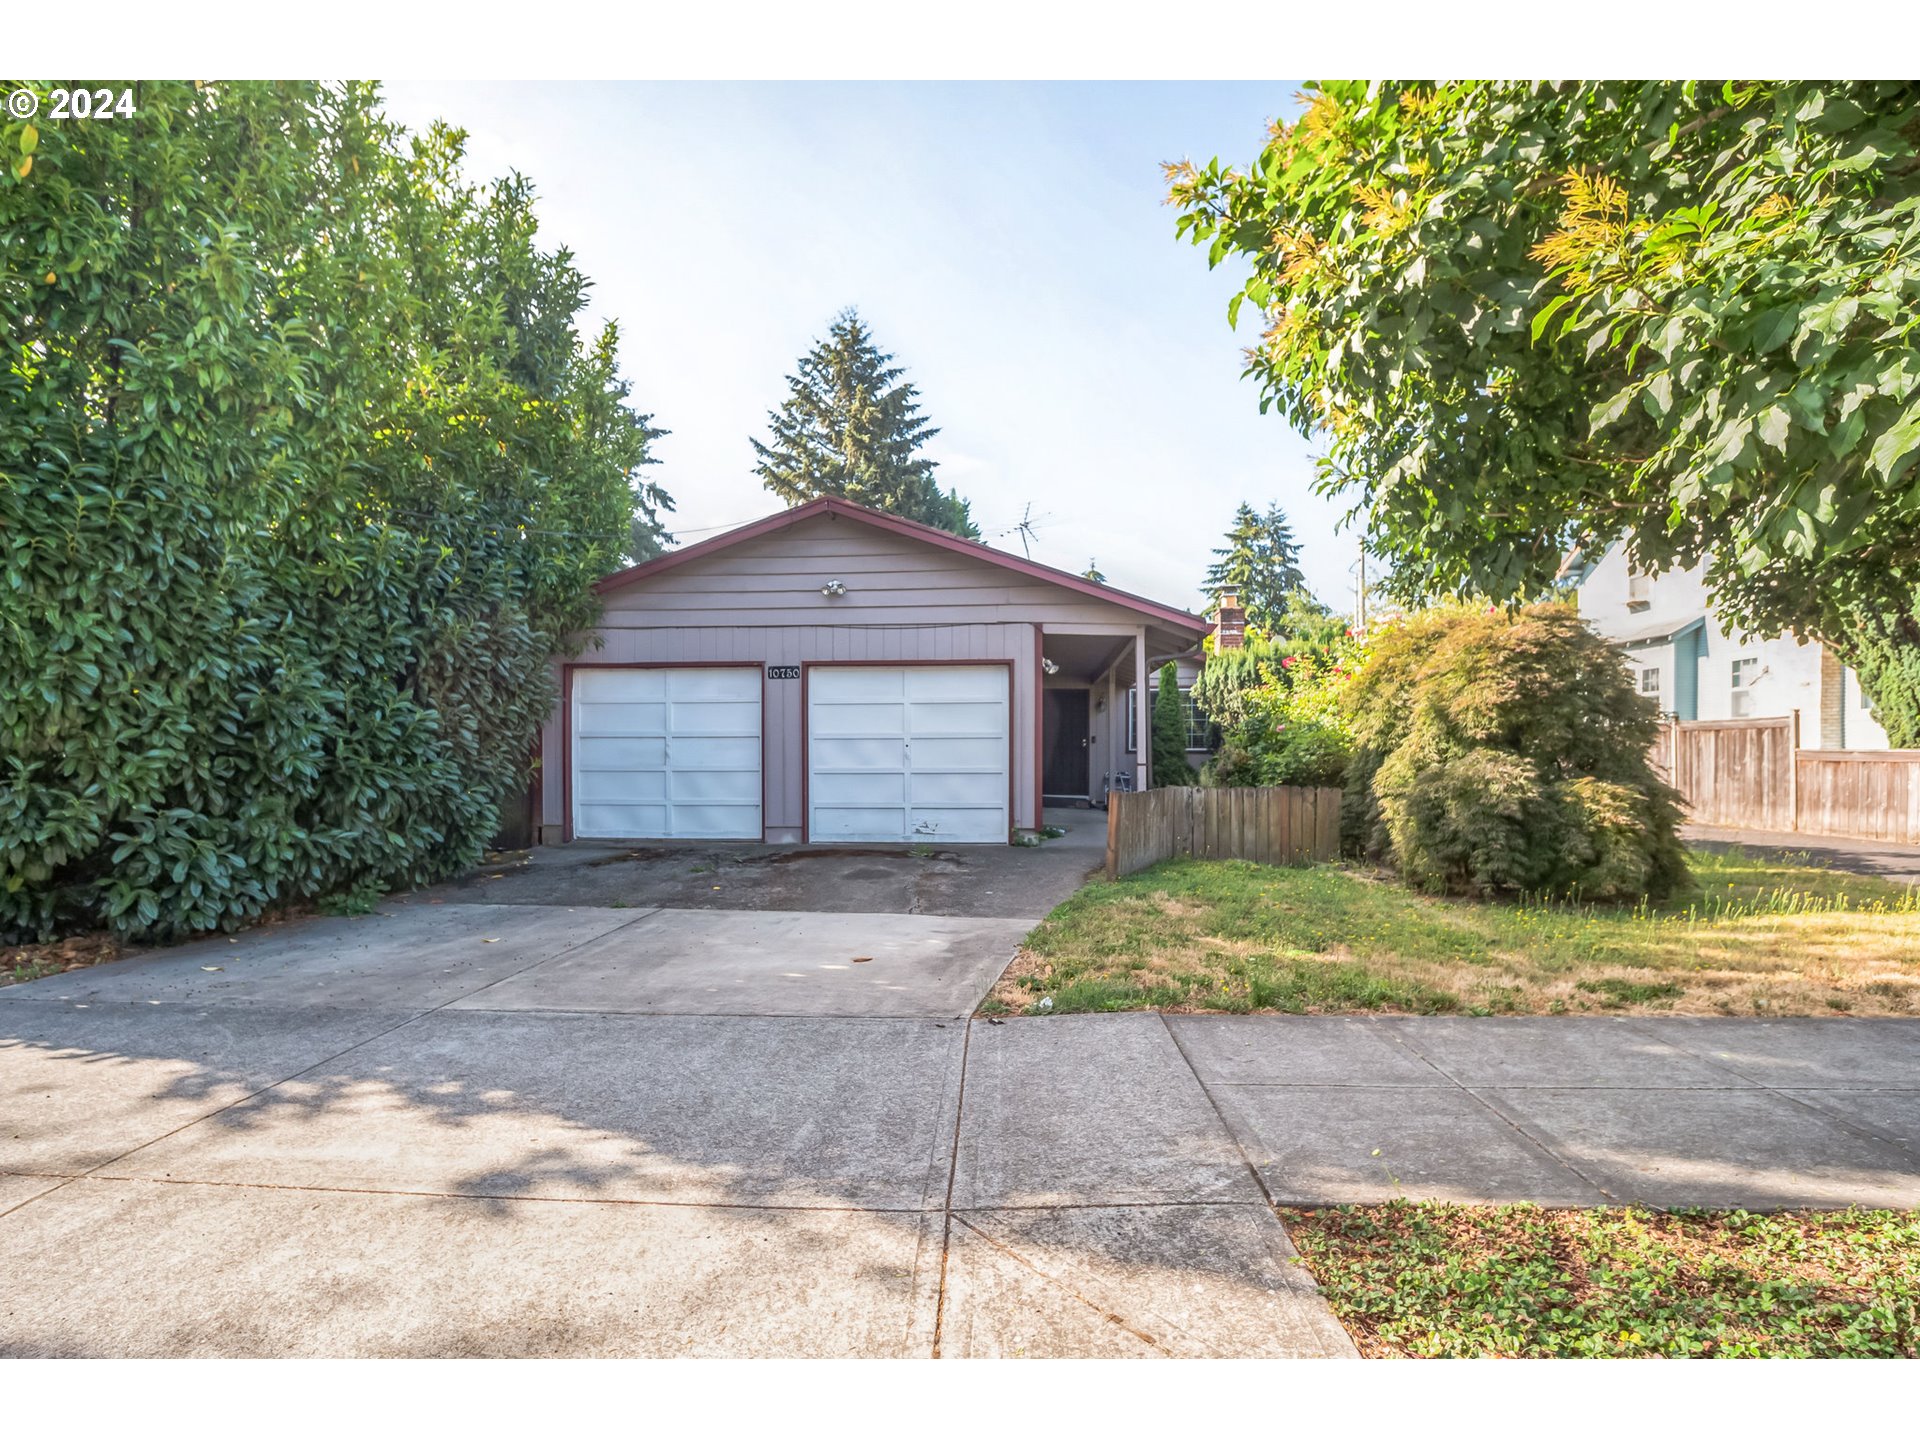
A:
[1104,785,1341,880]
[1796,749,1920,844]
[1651,716,1920,845]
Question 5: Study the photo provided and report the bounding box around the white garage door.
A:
[571,667,762,839]
[808,665,1009,844]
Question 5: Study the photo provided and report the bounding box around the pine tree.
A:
[751,309,978,536]
[1203,503,1307,627]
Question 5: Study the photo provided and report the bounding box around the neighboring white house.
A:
[1575,544,1890,750]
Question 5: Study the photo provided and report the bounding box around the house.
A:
[536,496,1212,845]
[1575,544,1890,750]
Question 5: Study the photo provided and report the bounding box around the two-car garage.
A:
[540,496,1211,847]
[569,663,1011,844]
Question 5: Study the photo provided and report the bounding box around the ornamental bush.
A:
[1,82,666,942]
[1202,652,1352,789]
[1344,604,1686,901]
[1150,660,1198,786]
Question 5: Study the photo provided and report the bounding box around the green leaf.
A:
[1756,405,1792,453]
[1751,306,1797,354]
[1867,399,1920,485]
[18,123,37,155]
[1590,382,1640,436]
[1530,294,1572,343]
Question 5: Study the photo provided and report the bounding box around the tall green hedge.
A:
[1,82,667,941]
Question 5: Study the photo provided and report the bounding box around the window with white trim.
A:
[1127,686,1212,751]
[1730,657,1758,716]
[1639,666,1661,696]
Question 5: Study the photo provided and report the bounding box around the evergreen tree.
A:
[1151,661,1198,787]
[1203,503,1306,626]
[752,309,978,536]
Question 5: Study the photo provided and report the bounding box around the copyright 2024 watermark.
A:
[10,86,138,120]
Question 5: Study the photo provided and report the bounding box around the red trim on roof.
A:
[596,496,1209,635]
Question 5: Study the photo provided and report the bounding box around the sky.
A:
[375,81,1354,615]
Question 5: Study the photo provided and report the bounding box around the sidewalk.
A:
[1682,823,1920,885]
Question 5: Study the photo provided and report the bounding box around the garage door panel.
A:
[906,700,1004,735]
[812,805,908,841]
[575,768,669,804]
[667,669,761,703]
[908,668,1000,701]
[575,701,669,736]
[670,768,761,804]
[906,806,1005,843]
[579,670,668,704]
[572,666,761,840]
[814,669,906,702]
[813,736,909,770]
[577,802,671,837]
[671,699,760,735]
[810,701,906,736]
[807,665,1008,845]
[908,735,1005,770]
[671,805,762,838]
[908,771,1004,806]
[813,771,906,806]
[576,735,669,771]
[668,735,761,770]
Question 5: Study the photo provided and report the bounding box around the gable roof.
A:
[597,495,1210,635]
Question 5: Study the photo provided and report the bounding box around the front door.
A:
[1042,688,1090,799]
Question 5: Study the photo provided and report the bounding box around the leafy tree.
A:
[752,308,978,536]
[1170,82,1920,741]
[1150,661,1198,786]
[1194,589,1347,729]
[1,81,662,941]
[1343,605,1685,900]
[1203,502,1307,626]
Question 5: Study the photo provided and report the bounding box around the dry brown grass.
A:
[985,847,1920,1017]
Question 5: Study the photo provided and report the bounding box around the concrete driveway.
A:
[4,806,1917,1357]
[0,884,1355,1358]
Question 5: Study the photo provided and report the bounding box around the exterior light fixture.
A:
[1041,658,1059,676]
[820,579,847,598]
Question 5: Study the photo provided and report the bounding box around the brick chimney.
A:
[1213,587,1246,651]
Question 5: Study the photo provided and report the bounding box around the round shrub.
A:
[1345,604,1685,901]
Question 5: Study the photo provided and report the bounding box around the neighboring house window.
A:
[1626,568,1651,610]
[1640,666,1661,696]
[1731,657,1758,716]
[1126,687,1213,751]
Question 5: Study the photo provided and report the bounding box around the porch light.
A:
[1041,658,1059,675]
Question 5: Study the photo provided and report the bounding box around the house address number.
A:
[767,665,801,680]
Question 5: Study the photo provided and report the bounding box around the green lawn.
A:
[1282,1202,1920,1358]
[984,847,1920,1016]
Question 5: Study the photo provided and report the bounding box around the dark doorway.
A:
[1042,688,1090,799]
